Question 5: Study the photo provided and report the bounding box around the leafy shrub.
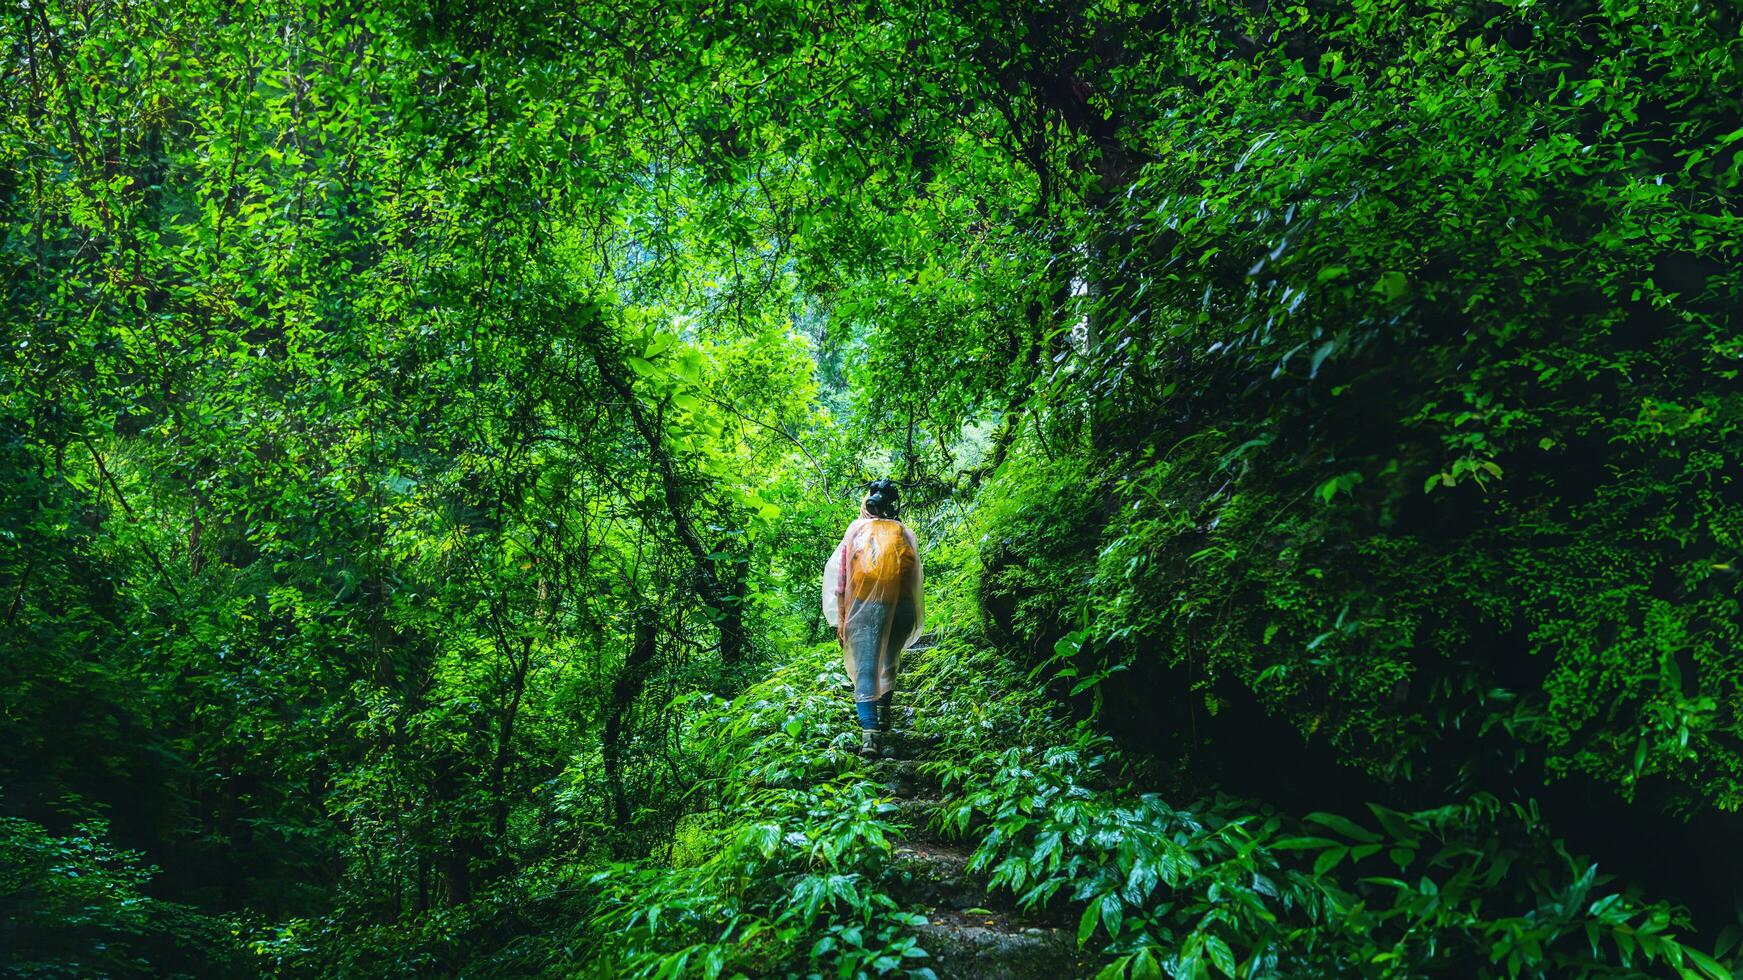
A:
[0,817,239,978]
[995,0,1743,819]
[909,634,1732,978]
[580,643,935,978]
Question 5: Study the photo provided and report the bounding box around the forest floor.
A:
[868,732,1086,979]
[851,640,1090,979]
[607,623,1196,978]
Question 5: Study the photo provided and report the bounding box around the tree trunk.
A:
[718,557,748,665]
[489,635,533,846]
[440,849,472,906]
[582,313,745,662]
[603,606,658,842]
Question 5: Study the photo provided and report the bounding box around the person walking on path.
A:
[823,480,924,757]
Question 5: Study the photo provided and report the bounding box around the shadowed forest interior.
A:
[3,0,1743,976]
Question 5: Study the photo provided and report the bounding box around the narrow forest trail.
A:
[868,737,1083,978]
[859,641,1088,979]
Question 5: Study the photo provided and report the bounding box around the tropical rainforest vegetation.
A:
[3,0,1741,976]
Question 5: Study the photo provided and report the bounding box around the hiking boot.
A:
[857,729,881,759]
[879,704,914,733]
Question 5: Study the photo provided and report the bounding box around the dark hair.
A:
[864,479,901,519]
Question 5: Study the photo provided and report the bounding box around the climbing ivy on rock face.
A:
[953,0,1743,817]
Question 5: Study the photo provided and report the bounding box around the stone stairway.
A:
[865,729,1086,980]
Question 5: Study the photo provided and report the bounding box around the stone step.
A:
[887,826,1079,929]
[892,841,972,878]
[868,756,943,800]
[886,842,1035,917]
[909,908,1083,980]
[887,841,982,909]
[844,720,937,755]
[892,794,954,843]
[868,756,927,783]
[880,728,942,757]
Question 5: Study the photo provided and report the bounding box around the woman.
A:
[822,479,924,756]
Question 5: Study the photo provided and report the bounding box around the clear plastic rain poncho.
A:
[822,507,925,703]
